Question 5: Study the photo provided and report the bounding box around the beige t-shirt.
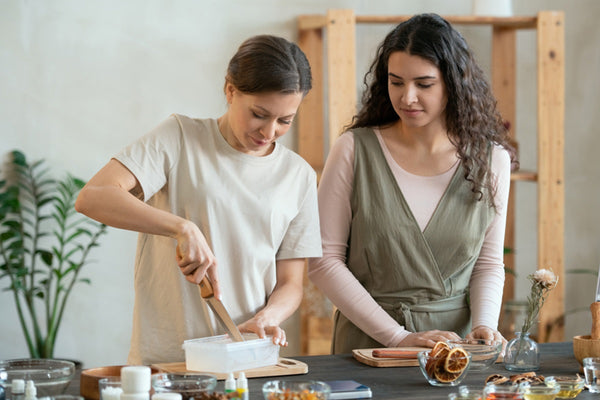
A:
[116,114,322,364]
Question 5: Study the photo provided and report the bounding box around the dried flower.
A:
[520,269,559,335]
[531,269,559,290]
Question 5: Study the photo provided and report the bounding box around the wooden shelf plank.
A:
[511,171,538,181]
[298,14,538,30]
[537,10,565,343]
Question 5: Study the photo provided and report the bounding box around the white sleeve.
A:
[469,145,511,330]
[115,115,182,202]
[308,132,410,347]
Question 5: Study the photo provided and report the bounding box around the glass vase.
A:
[504,331,540,372]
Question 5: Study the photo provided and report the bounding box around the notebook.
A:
[325,380,373,399]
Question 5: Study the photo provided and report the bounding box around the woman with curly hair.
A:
[308,13,517,353]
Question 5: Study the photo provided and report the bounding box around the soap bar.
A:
[121,366,151,394]
[152,394,182,400]
[121,393,149,400]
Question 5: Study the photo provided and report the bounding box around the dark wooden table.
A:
[68,342,592,400]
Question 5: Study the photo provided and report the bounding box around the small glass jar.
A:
[504,332,540,372]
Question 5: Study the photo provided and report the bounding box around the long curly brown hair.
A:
[347,13,517,208]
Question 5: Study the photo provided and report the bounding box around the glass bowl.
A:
[544,376,585,399]
[0,358,75,397]
[151,373,217,400]
[448,385,483,399]
[448,339,502,371]
[522,384,560,400]
[417,350,471,387]
[483,383,525,399]
[262,380,331,400]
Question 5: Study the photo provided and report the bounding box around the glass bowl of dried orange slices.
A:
[417,342,472,387]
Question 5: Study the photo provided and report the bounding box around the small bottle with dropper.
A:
[11,379,25,400]
[24,381,36,400]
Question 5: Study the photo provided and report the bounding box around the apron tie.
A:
[379,292,469,332]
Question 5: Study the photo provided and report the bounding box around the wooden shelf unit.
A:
[296,10,565,355]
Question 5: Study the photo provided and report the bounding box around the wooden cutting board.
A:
[353,347,427,367]
[152,357,307,380]
[353,347,504,368]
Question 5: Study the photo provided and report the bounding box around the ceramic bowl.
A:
[573,335,600,370]
[417,350,471,387]
[151,373,217,400]
[544,376,585,399]
[262,380,331,400]
[0,358,76,397]
[448,339,503,371]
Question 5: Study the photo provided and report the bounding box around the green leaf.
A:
[38,250,53,266]
[11,150,27,166]
[79,278,91,285]
[72,177,86,189]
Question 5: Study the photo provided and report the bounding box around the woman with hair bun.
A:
[76,35,321,364]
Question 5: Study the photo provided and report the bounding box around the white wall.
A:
[1,0,599,367]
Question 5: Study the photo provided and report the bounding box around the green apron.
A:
[332,128,496,354]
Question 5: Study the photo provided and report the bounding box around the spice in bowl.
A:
[262,380,330,400]
[151,374,217,400]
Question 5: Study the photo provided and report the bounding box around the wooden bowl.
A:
[80,365,159,400]
[573,335,600,370]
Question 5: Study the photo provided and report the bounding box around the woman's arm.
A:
[237,258,305,346]
[467,145,512,343]
[75,159,221,295]
[308,133,411,347]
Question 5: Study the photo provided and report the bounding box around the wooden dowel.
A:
[591,302,600,339]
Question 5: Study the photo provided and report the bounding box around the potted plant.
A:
[0,150,106,358]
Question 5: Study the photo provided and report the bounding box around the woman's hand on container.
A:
[397,330,462,348]
[467,325,507,352]
[174,220,221,298]
[238,318,288,347]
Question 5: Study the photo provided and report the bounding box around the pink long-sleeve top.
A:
[308,129,511,347]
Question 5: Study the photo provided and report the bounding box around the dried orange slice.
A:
[425,342,450,378]
[444,347,469,373]
[431,341,450,358]
[434,364,461,383]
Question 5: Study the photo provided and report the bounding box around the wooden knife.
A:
[592,264,600,340]
[200,276,245,342]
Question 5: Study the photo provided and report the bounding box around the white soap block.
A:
[121,366,151,393]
